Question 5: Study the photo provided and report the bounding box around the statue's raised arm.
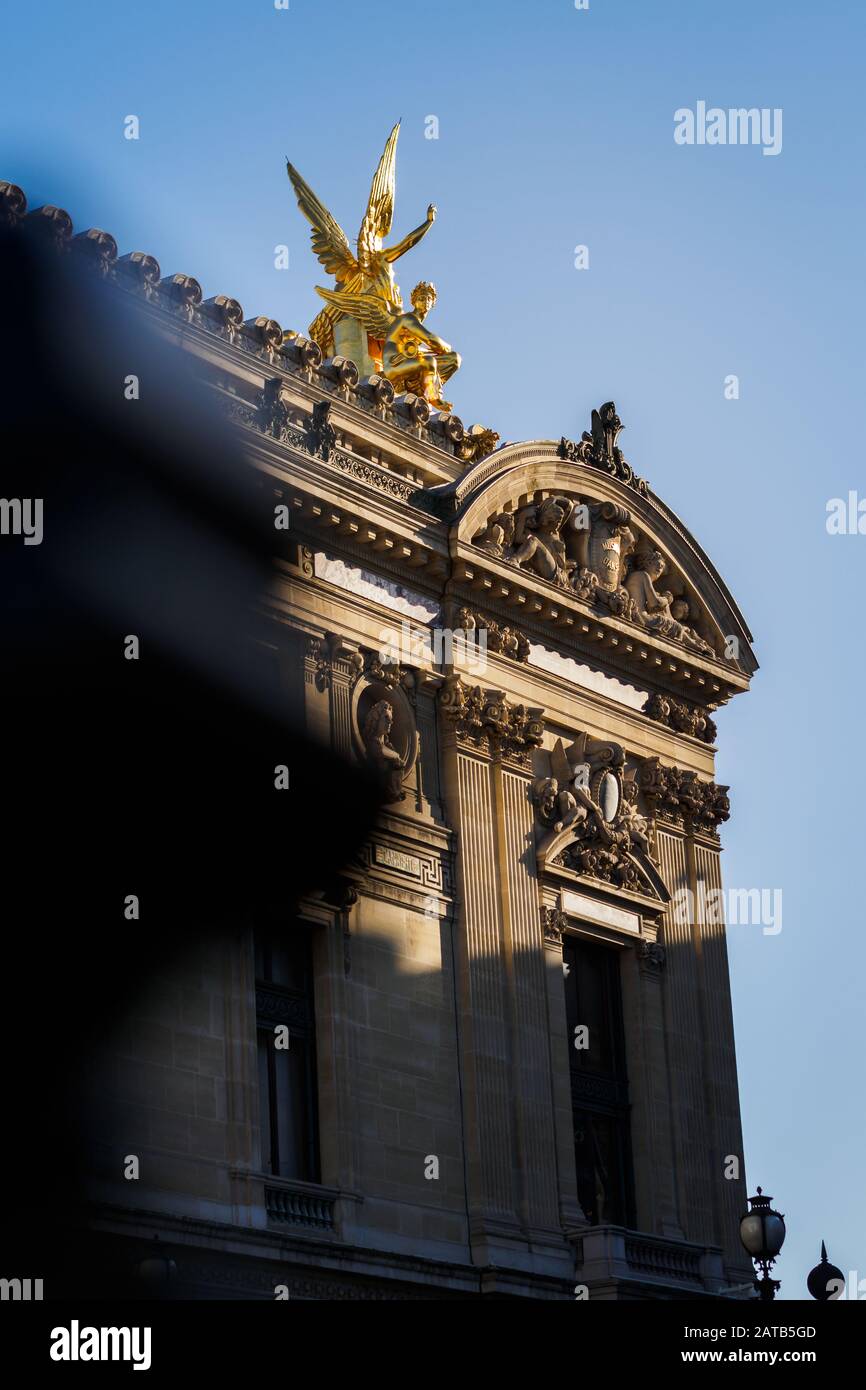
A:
[385,205,436,263]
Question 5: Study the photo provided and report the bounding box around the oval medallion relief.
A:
[598,771,620,823]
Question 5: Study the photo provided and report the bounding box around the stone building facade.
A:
[2,181,758,1300]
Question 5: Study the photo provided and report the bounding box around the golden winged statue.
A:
[286,122,461,404]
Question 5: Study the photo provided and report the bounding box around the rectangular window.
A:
[563,934,634,1227]
[255,923,320,1183]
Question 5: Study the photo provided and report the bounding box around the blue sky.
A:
[4,0,864,1297]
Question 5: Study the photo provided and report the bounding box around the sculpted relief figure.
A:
[534,776,588,834]
[626,550,716,655]
[512,495,575,585]
[470,497,723,662]
[474,497,575,582]
[618,782,652,855]
[452,605,530,663]
[363,699,405,801]
[625,550,681,628]
[475,510,516,559]
[626,551,683,634]
[494,624,525,661]
[669,597,716,657]
[475,494,636,608]
[532,736,660,894]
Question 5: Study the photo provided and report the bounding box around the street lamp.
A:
[739,1186,786,1301]
[807,1241,845,1301]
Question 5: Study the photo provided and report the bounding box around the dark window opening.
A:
[254,923,320,1183]
[563,933,634,1227]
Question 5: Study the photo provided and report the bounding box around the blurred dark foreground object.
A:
[0,220,383,1291]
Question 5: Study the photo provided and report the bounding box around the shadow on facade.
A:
[0,225,383,1297]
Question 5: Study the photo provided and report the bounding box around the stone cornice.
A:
[449,545,747,706]
[82,1200,494,1298]
[147,306,462,489]
[249,435,452,590]
[232,386,430,507]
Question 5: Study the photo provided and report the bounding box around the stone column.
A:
[693,837,751,1278]
[492,750,562,1242]
[302,632,333,745]
[414,674,445,820]
[539,909,585,1230]
[438,678,568,1274]
[654,823,714,1244]
[639,757,748,1272]
[325,638,360,760]
[309,901,363,1237]
[440,719,514,1247]
[620,938,683,1238]
[224,926,261,1229]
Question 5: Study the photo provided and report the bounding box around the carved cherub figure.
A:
[534,776,587,833]
[513,496,575,584]
[475,511,516,558]
[619,783,652,855]
[623,552,717,658]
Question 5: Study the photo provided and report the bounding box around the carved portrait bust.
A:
[351,660,419,805]
[362,698,406,801]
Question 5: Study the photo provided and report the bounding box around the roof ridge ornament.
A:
[559,401,649,497]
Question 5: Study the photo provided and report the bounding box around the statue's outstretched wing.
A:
[589,408,605,454]
[286,160,357,281]
[315,288,396,341]
[549,738,573,789]
[563,732,589,771]
[357,121,400,272]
